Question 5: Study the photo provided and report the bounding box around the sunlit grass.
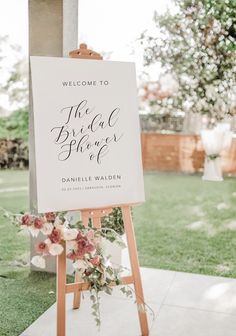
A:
[134,172,236,278]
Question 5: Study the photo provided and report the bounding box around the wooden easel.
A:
[57,43,149,336]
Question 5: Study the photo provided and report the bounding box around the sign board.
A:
[30,56,145,212]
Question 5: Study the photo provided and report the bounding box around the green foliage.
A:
[0,108,29,141]
[101,207,125,236]
[73,207,125,237]
[3,59,28,109]
[141,0,236,123]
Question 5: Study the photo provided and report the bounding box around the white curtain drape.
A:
[201,123,233,181]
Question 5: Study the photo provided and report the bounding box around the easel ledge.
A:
[56,44,149,336]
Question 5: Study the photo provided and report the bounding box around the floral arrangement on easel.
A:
[15,209,133,326]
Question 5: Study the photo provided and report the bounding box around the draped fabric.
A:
[201,123,233,181]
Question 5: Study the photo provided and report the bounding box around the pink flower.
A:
[21,214,32,226]
[35,241,49,254]
[84,269,92,276]
[90,256,100,266]
[67,251,78,261]
[45,212,56,222]
[87,229,95,241]
[48,228,62,244]
[76,232,96,258]
[34,217,44,229]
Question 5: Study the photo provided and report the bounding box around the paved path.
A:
[0,186,28,193]
[21,268,236,336]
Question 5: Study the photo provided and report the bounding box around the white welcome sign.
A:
[30,56,145,212]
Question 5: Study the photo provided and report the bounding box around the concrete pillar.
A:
[29,0,78,272]
[29,0,78,57]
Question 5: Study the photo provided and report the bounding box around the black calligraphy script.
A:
[50,100,123,164]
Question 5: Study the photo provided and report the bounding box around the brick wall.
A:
[1,135,235,174]
[141,133,236,174]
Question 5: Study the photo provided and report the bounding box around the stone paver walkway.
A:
[21,268,236,336]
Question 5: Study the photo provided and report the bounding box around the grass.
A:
[133,172,236,278]
[0,170,57,336]
[0,170,236,335]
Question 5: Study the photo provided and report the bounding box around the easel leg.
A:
[57,245,66,336]
[73,271,81,309]
[122,206,149,336]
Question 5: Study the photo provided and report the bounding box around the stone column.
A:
[29,0,78,272]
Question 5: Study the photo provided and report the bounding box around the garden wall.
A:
[1,135,236,175]
[141,133,236,175]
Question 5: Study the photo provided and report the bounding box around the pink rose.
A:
[67,251,77,261]
[48,228,62,244]
[34,217,44,229]
[90,256,100,266]
[87,229,95,241]
[45,212,56,222]
[76,232,95,258]
[21,214,32,226]
[84,269,92,276]
[35,241,49,254]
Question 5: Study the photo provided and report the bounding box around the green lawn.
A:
[0,170,57,336]
[0,170,236,335]
[134,172,236,277]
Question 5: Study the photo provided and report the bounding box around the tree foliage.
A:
[0,35,28,114]
[0,108,29,141]
[140,0,236,124]
[3,58,28,110]
[0,36,28,141]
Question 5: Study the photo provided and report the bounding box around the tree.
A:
[0,36,28,141]
[0,108,29,141]
[0,36,28,115]
[140,0,236,126]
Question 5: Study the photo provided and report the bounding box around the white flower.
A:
[73,259,87,271]
[206,85,216,99]
[64,220,69,226]
[104,258,112,268]
[49,243,64,256]
[54,216,63,228]
[31,255,46,269]
[160,74,179,94]
[54,216,68,230]
[41,222,54,235]
[44,238,52,247]
[63,228,78,241]
[29,226,40,237]
[66,240,77,253]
